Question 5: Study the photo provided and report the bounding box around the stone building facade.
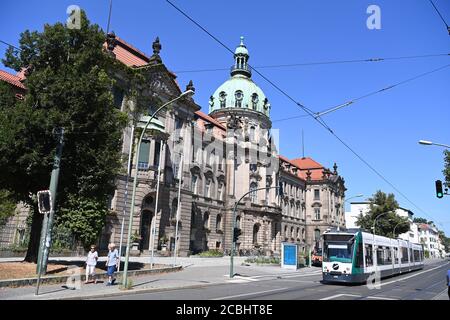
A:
[0,35,346,257]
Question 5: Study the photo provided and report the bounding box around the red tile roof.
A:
[104,36,151,67]
[195,110,226,131]
[0,69,26,90]
[280,156,327,181]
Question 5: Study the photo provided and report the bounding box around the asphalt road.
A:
[95,260,449,300]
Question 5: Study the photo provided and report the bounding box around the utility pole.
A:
[36,127,64,294]
[38,128,65,274]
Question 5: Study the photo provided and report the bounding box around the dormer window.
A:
[235,90,243,108]
[251,93,258,110]
[219,91,227,108]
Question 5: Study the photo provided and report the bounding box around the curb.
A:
[0,265,182,288]
[56,281,229,300]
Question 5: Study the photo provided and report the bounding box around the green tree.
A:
[356,190,410,238]
[413,217,429,224]
[0,12,128,262]
[0,189,16,226]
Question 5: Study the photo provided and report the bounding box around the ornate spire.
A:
[186,80,195,93]
[333,163,338,174]
[231,36,251,78]
[149,36,162,64]
[152,37,161,55]
[106,31,116,57]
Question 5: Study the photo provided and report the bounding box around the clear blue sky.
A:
[1,1,450,234]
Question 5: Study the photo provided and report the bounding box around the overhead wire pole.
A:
[106,0,113,35]
[164,0,446,227]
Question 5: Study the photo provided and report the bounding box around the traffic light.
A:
[435,180,443,198]
[233,227,241,242]
[37,190,52,214]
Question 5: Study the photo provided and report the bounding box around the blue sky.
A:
[1,0,450,233]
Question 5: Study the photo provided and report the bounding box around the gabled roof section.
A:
[106,36,151,67]
[0,69,26,90]
[195,110,226,131]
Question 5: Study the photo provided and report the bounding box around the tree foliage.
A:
[355,190,410,238]
[0,11,128,261]
[0,189,16,226]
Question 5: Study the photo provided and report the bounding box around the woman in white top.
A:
[85,245,98,284]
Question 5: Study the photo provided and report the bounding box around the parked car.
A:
[312,250,322,266]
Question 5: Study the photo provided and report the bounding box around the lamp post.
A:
[393,221,409,239]
[121,89,194,289]
[230,185,281,278]
[418,140,450,149]
[372,212,390,236]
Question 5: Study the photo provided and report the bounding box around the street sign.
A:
[281,242,298,270]
[37,190,52,214]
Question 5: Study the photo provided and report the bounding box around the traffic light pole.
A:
[36,128,64,295]
[229,185,282,278]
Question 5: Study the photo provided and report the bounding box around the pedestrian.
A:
[447,268,450,299]
[85,245,98,284]
[106,243,119,286]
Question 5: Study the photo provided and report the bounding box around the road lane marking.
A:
[321,293,361,300]
[365,296,398,300]
[432,288,449,300]
[380,262,448,287]
[211,287,288,300]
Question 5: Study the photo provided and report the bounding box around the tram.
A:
[322,228,424,284]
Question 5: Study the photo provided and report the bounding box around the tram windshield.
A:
[323,234,355,263]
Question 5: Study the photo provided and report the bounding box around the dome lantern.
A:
[231,36,251,78]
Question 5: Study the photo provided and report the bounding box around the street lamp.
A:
[344,194,364,203]
[418,140,450,149]
[121,89,194,289]
[393,221,410,239]
[372,212,390,236]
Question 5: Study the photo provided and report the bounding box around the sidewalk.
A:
[0,256,321,300]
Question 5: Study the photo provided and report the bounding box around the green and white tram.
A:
[322,229,424,284]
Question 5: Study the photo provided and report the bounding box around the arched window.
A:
[250,182,258,203]
[217,182,223,201]
[143,195,154,207]
[209,149,215,167]
[235,90,243,108]
[251,93,258,110]
[290,202,294,217]
[284,225,288,238]
[291,227,294,239]
[171,198,178,220]
[253,224,260,245]
[249,126,255,142]
[297,227,300,239]
[314,229,320,242]
[205,179,211,198]
[204,212,210,229]
[236,215,241,229]
[219,91,227,108]
[302,228,306,241]
[191,175,198,194]
[216,214,222,231]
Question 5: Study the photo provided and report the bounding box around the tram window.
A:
[365,244,373,267]
[376,247,384,265]
[355,240,364,268]
[401,247,409,263]
[394,247,398,262]
[385,247,392,264]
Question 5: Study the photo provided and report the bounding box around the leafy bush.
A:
[244,257,280,264]
[198,249,224,257]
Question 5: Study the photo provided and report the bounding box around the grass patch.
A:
[197,249,224,257]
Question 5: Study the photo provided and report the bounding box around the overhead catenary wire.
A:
[165,0,445,227]
[0,39,21,52]
[428,0,449,31]
[174,53,450,74]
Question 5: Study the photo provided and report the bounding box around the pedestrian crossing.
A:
[224,270,322,283]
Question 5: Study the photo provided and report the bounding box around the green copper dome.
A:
[209,37,271,117]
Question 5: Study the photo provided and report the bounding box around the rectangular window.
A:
[154,141,161,167]
[138,140,150,169]
[401,247,409,263]
[365,244,373,267]
[314,189,320,200]
[314,208,321,220]
[376,247,384,265]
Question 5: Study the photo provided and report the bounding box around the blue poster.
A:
[283,244,296,265]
